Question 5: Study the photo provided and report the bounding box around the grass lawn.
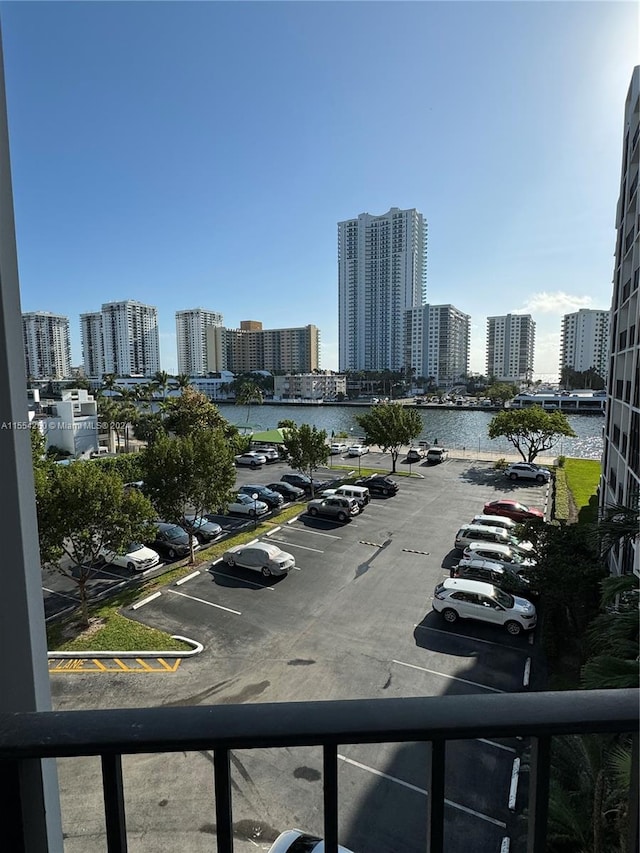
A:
[564,458,601,524]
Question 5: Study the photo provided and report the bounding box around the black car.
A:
[238,484,284,510]
[147,522,193,560]
[183,515,223,545]
[280,473,329,496]
[354,475,399,496]
[267,481,305,501]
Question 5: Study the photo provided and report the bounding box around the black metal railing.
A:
[1,689,638,853]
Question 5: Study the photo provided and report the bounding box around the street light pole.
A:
[252,492,259,530]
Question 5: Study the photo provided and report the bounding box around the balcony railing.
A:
[1,688,637,853]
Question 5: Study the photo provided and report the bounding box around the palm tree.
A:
[101,373,119,397]
[175,373,192,392]
[234,379,264,424]
[152,370,171,403]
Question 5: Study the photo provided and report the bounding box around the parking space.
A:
[51,458,545,852]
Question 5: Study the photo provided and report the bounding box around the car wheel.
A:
[337,511,347,522]
[382,488,389,496]
[536,474,545,483]
[250,461,258,469]
[309,507,318,516]
[509,473,518,481]
[167,548,176,560]
[442,608,458,624]
[261,566,271,577]
[505,620,522,636]
[225,557,235,567]
[126,561,136,572]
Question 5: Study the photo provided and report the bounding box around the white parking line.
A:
[210,569,275,590]
[131,591,162,610]
[267,538,324,553]
[392,659,506,694]
[337,754,507,829]
[414,623,529,652]
[43,587,78,602]
[476,738,517,754]
[176,570,200,586]
[167,588,241,615]
[523,657,531,688]
[284,527,342,539]
[508,757,521,810]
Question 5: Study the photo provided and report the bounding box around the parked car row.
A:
[431,497,544,636]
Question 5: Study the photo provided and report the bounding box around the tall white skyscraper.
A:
[405,304,470,387]
[338,207,427,371]
[600,65,639,576]
[80,311,105,378]
[486,314,536,383]
[22,311,71,380]
[559,309,610,380]
[100,300,160,376]
[175,308,223,375]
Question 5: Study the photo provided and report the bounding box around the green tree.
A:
[234,378,264,424]
[175,373,192,391]
[485,382,519,405]
[162,387,235,439]
[97,396,122,452]
[35,462,156,626]
[141,430,236,562]
[281,423,329,497]
[152,370,172,403]
[488,406,576,462]
[277,419,297,430]
[355,402,423,473]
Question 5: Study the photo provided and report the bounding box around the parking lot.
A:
[49,455,550,853]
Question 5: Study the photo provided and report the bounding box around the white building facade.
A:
[559,309,610,379]
[22,312,71,380]
[600,66,639,577]
[273,372,346,401]
[79,311,105,378]
[29,388,99,458]
[405,304,470,387]
[486,314,536,383]
[100,300,160,376]
[338,207,427,372]
[176,308,223,376]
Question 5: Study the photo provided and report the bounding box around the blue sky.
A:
[2,1,638,378]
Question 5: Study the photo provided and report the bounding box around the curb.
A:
[47,634,203,659]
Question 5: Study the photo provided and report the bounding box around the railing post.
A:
[101,754,128,852]
[428,739,446,853]
[214,749,233,853]
[627,732,639,853]
[527,735,551,853]
[323,743,339,853]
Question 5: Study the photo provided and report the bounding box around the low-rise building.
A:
[273,372,346,401]
[29,388,99,458]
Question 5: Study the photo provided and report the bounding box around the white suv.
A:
[432,577,537,635]
[505,462,551,483]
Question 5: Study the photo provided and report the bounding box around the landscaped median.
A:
[551,458,601,524]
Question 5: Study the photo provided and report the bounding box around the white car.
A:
[222,542,295,577]
[462,541,536,568]
[250,446,280,463]
[268,829,354,853]
[432,577,537,635]
[226,493,269,517]
[235,451,267,468]
[505,462,551,483]
[347,444,369,456]
[100,542,161,572]
[329,442,348,454]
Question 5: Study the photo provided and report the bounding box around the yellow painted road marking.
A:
[48,658,184,673]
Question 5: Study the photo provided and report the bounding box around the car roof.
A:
[235,541,281,556]
[472,514,515,524]
[458,558,509,572]
[465,542,513,555]
[443,577,498,595]
[458,524,508,535]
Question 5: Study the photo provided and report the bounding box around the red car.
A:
[483,499,544,522]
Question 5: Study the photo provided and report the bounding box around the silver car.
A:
[226,493,270,517]
[222,542,295,577]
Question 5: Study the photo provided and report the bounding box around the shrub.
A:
[553,467,570,522]
[493,457,508,470]
[556,455,566,468]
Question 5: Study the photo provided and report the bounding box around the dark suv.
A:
[451,558,534,597]
[239,484,284,509]
[147,522,193,561]
[354,475,399,496]
[280,473,329,496]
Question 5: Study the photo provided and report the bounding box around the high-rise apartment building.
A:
[22,311,71,380]
[206,321,319,374]
[79,311,105,378]
[600,66,639,576]
[100,301,160,377]
[175,308,223,376]
[405,304,470,387]
[559,309,610,380]
[486,314,535,383]
[338,207,427,372]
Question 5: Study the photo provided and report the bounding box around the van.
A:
[321,484,370,508]
[454,524,512,551]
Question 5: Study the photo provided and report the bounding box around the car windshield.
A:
[127,543,144,553]
[165,526,185,540]
[494,588,514,608]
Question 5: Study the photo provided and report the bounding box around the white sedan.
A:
[226,493,270,517]
[100,542,161,572]
[268,830,354,852]
[235,452,267,468]
[347,444,369,456]
[222,542,295,576]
